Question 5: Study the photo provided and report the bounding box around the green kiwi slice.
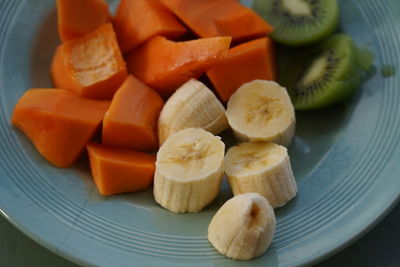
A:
[253,0,339,46]
[279,34,370,110]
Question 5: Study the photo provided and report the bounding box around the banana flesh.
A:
[153,128,225,213]
[226,80,295,147]
[224,142,297,209]
[158,79,228,145]
[208,193,276,260]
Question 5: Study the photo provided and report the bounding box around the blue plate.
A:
[1,0,400,266]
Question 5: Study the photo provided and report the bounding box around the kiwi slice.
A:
[279,34,370,110]
[253,0,339,46]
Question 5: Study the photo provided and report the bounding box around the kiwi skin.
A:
[253,0,339,46]
[279,34,370,110]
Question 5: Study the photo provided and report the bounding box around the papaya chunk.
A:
[114,0,187,53]
[206,37,276,102]
[12,89,110,168]
[57,0,111,42]
[127,35,231,97]
[51,23,128,100]
[159,0,273,42]
[102,75,164,151]
[87,142,156,196]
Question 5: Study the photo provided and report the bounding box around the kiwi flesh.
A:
[253,0,339,46]
[278,34,370,110]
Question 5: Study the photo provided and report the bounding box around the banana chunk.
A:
[225,142,297,208]
[158,79,228,145]
[154,128,225,213]
[208,193,276,260]
[226,80,295,147]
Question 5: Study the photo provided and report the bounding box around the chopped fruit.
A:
[51,23,128,100]
[12,89,110,167]
[127,35,231,97]
[157,79,228,145]
[87,142,156,196]
[225,80,295,147]
[114,0,187,53]
[208,193,276,260]
[56,0,111,42]
[224,142,297,208]
[207,37,276,102]
[160,0,273,42]
[253,0,339,46]
[154,128,225,213]
[102,75,164,152]
[278,34,371,110]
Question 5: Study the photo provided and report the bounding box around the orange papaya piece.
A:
[102,75,164,152]
[11,89,110,168]
[206,37,276,102]
[159,0,273,42]
[57,0,111,42]
[127,35,231,97]
[51,23,128,100]
[87,142,156,196]
[114,0,187,53]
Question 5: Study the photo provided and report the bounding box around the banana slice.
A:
[224,142,297,209]
[208,193,275,260]
[226,80,295,147]
[154,128,225,213]
[158,79,228,145]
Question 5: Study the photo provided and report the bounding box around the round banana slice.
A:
[226,80,295,147]
[154,128,225,213]
[158,79,228,145]
[224,142,297,208]
[208,193,276,260]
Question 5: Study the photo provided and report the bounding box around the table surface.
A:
[1,201,399,267]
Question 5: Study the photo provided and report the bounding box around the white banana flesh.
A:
[225,80,296,147]
[153,128,225,213]
[158,79,228,145]
[224,142,297,209]
[208,193,276,260]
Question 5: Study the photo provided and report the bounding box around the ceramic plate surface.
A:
[0,0,400,266]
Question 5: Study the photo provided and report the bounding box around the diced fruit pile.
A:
[11,0,372,261]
